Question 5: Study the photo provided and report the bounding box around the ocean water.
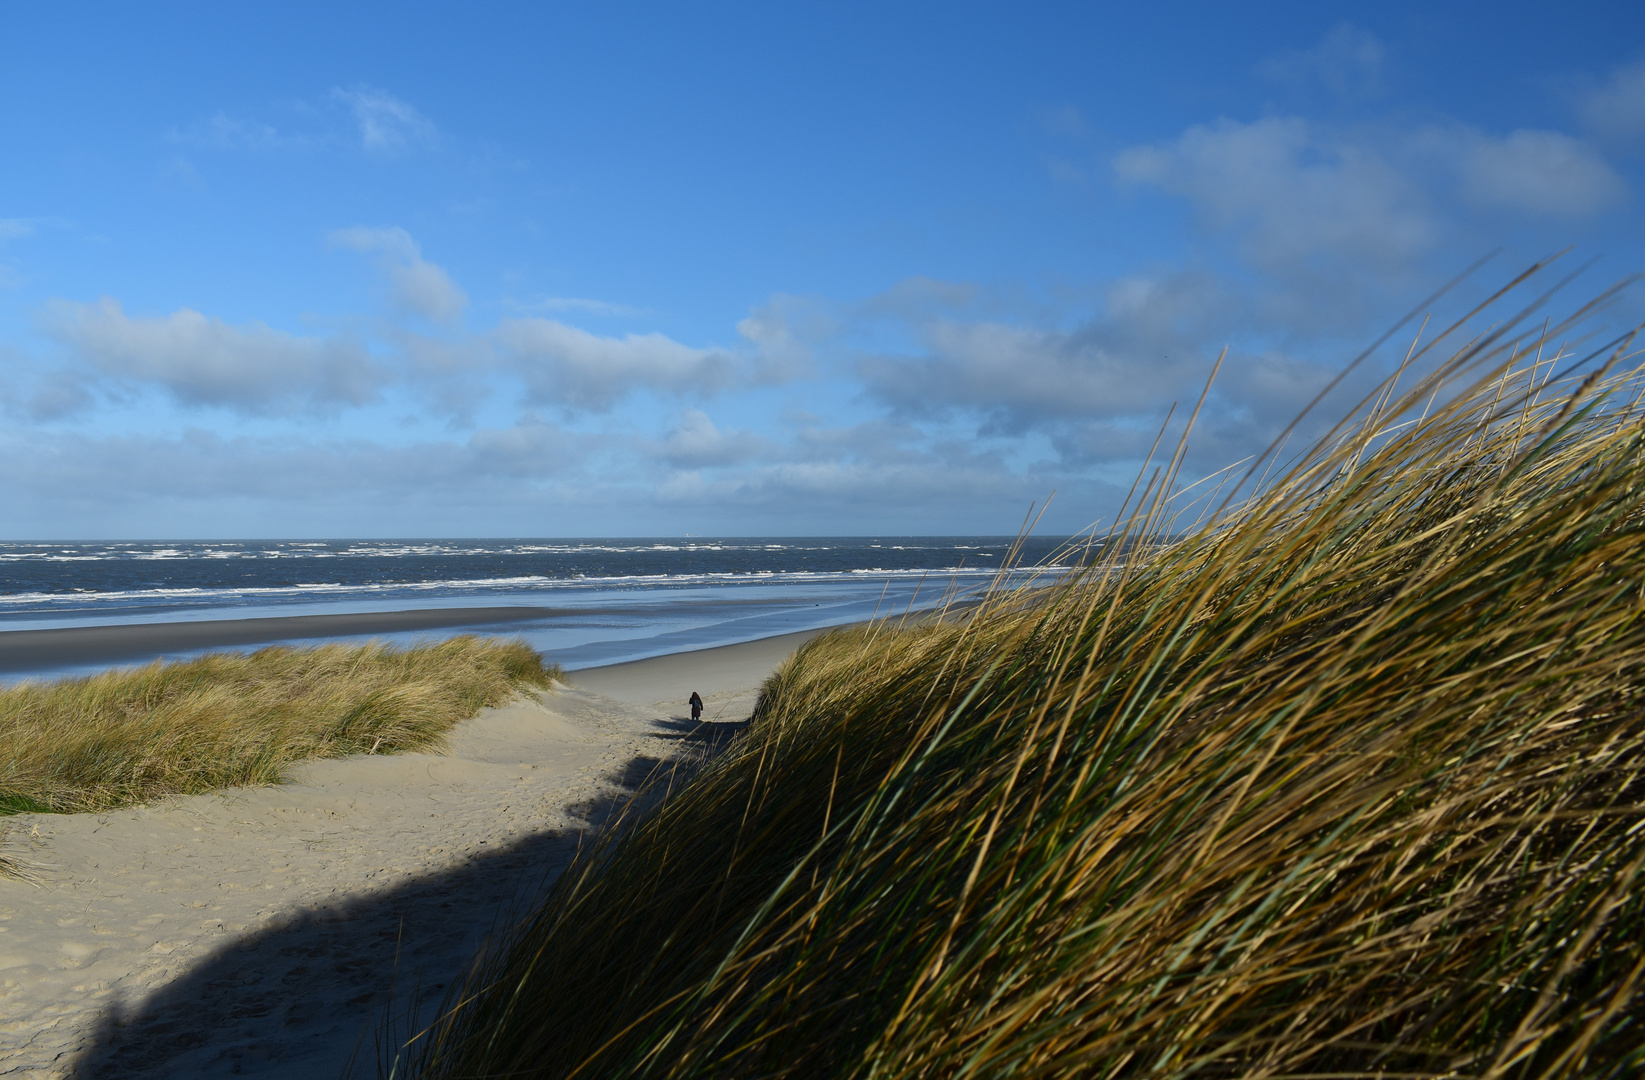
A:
[0,538,1078,678]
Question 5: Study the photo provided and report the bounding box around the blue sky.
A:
[2,1,1643,538]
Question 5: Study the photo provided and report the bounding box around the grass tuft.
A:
[0,635,558,816]
[394,277,1645,1079]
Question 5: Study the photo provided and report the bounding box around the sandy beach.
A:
[0,626,828,1079]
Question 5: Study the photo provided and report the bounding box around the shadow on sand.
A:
[67,716,746,1080]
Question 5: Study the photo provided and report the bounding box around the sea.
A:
[0,538,1079,681]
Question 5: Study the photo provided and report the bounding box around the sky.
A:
[2,1,1643,538]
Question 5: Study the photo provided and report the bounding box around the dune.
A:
[0,628,825,1080]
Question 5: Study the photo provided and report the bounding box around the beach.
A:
[0,625,827,1079]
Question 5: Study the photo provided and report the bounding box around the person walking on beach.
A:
[689,691,704,721]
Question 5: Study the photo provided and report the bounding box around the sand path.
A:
[0,629,824,1079]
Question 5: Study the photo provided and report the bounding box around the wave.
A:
[0,564,1066,611]
[0,539,1019,562]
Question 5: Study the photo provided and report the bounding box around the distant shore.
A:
[0,606,563,674]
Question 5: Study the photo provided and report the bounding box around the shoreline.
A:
[0,606,565,674]
[567,626,837,704]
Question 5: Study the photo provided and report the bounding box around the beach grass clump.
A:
[398,282,1645,1078]
[0,635,557,815]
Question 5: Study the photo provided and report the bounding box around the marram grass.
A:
[393,278,1645,1079]
[0,635,557,816]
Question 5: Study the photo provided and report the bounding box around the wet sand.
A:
[0,608,565,674]
[567,626,834,706]
[0,628,816,1079]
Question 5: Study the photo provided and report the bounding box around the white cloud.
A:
[495,317,735,411]
[892,324,1348,478]
[857,272,1234,433]
[1257,24,1385,98]
[862,322,1111,426]
[158,155,206,191]
[466,417,582,477]
[330,86,438,154]
[330,225,421,262]
[0,346,93,420]
[644,422,1081,524]
[650,409,769,469]
[169,89,435,157]
[0,219,34,242]
[1038,103,1089,139]
[1116,117,1435,273]
[862,276,980,319]
[392,260,468,323]
[169,111,305,152]
[329,226,468,323]
[861,318,1201,437]
[1443,127,1626,216]
[520,296,648,318]
[847,268,1386,485]
[1116,116,1628,279]
[1579,55,1645,142]
[42,298,385,413]
[736,294,833,381]
[0,424,586,517]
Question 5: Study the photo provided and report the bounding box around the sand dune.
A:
[0,629,822,1079]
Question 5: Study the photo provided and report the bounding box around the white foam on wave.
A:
[0,564,1066,614]
[0,538,1014,562]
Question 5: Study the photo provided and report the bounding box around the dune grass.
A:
[388,274,1645,1079]
[0,635,558,817]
